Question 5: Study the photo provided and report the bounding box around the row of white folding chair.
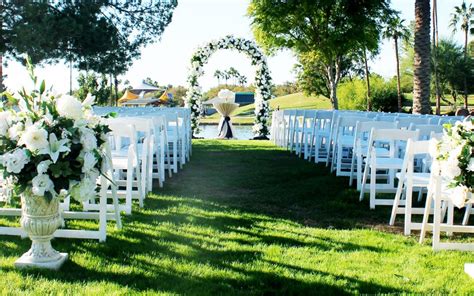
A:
[94,106,192,164]
[104,108,191,177]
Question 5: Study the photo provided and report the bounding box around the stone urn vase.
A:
[14,192,68,270]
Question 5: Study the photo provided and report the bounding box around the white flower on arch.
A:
[185,35,273,137]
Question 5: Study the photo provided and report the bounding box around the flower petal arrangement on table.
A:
[431,118,474,208]
[185,35,272,138]
[0,61,111,204]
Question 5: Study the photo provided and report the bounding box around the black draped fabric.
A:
[218,116,234,139]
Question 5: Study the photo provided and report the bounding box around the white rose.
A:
[18,124,49,151]
[2,149,29,173]
[8,122,24,141]
[0,111,12,135]
[449,186,469,208]
[70,173,98,202]
[443,160,462,179]
[80,127,97,151]
[82,152,98,173]
[56,95,83,120]
[32,173,54,196]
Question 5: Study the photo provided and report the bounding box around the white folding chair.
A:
[349,120,398,190]
[308,110,333,163]
[359,128,419,209]
[419,172,474,251]
[330,116,371,176]
[107,120,142,214]
[389,139,433,235]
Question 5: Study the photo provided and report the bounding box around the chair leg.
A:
[463,204,472,225]
[349,152,356,186]
[370,165,376,209]
[419,189,433,244]
[359,161,370,202]
[404,180,413,235]
[390,179,405,226]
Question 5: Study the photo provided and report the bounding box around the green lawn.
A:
[1,140,474,294]
[201,93,331,125]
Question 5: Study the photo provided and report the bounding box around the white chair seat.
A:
[372,157,404,168]
[340,135,354,146]
[396,172,431,187]
[111,157,134,169]
[360,146,390,157]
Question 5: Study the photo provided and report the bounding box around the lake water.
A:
[196,125,254,139]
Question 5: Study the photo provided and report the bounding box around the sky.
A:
[3,0,468,94]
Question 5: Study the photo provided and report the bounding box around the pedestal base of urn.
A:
[15,252,68,270]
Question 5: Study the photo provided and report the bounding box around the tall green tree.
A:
[1,1,177,95]
[434,39,474,105]
[248,0,392,109]
[383,14,410,112]
[450,0,474,108]
[413,0,432,114]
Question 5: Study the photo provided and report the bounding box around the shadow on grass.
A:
[0,140,410,294]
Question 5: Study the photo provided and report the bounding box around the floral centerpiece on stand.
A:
[214,89,239,139]
[0,61,111,270]
[431,118,474,208]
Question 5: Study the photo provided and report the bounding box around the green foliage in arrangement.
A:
[1,140,474,294]
[338,76,404,112]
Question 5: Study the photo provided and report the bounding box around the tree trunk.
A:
[0,55,3,93]
[432,0,441,115]
[327,62,339,110]
[114,75,119,107]
[413,0,432,114]
[363,50,371,111]
[69,58,73,95]
[394,37,403,112]
[464,28,469,109]
[109,73,114,106]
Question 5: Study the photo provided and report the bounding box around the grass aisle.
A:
[1,140,474,294]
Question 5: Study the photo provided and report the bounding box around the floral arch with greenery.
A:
[185,35,273,138]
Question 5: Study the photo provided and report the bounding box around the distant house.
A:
[235,92,254,105]
[203,92,255,115]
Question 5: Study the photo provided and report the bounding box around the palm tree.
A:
[432,0,441,114]
[214,70,222,85]
[222,70,230,85]
[238,75,247,86]
[450,0,473,108]
[383,15,410,112]
[227,67,240,85]
[413,0,432,114]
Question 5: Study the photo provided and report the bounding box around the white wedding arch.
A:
[185,35,273,138]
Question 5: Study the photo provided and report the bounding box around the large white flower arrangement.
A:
[431,118,474,208]
[185,35,273,137]
[0,64,111,203]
